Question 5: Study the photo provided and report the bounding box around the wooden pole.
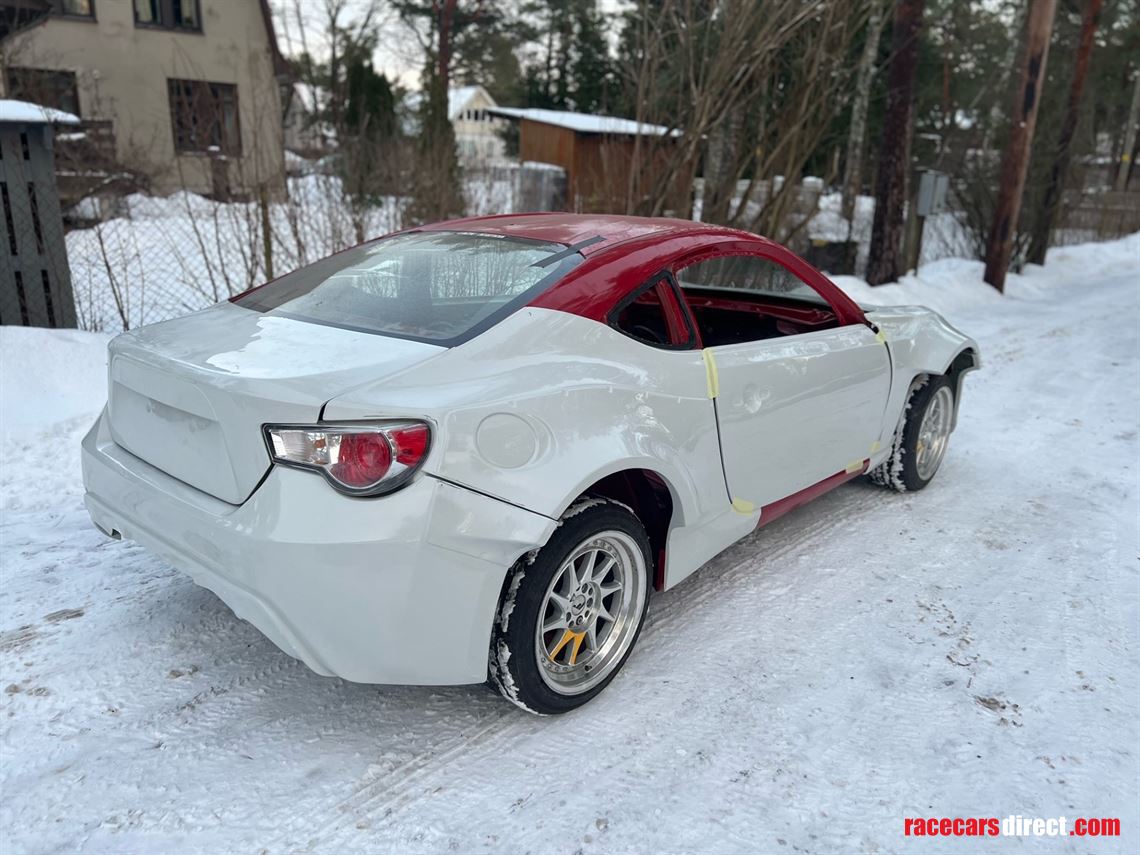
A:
[1027,0,1102,266]
[983,0,1057,292]
[866,0,925,286]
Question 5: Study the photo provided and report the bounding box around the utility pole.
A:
[983,0,1058,292]
[1115,72,1140,192]
[1028,0,1102,266]
[866,0,925,286]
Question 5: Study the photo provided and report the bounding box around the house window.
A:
[168,79,240,154]
[6,68,81,117]
[135,0,200,31]
[53,0,94,18]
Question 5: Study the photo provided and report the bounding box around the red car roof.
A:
[420,212,754,255]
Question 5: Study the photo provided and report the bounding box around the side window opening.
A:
[676,255,839,347]
[611,277,693,349]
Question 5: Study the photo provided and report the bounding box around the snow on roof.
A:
[404,85,495,122]
[448,85,486,120]
[0,99,80,125]
[488,107,679,137]
[291,83,327,115]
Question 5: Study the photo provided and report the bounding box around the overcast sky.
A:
[268,0,630,93]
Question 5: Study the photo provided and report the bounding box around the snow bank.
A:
[0,327,110,443]
[832,231,1140,323]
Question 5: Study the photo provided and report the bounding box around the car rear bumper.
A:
[81,409,556,685]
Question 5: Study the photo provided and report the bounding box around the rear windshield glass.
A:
[233,231,579,344]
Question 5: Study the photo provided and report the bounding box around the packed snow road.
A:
[1,238,1137,853]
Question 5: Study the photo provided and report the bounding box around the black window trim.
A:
[5,67,82,117]
[607,270,697,351]
[52,0,96,20]
[168,77,242,155]
[134,0,203,33]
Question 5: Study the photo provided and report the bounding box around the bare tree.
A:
[983,0,1057,291]
[620,0,871,237]
[842,0,889,236]
[866,0,925,286]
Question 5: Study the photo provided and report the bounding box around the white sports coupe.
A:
[82,214,979,714]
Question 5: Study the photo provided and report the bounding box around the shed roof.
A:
[488,107,680,137]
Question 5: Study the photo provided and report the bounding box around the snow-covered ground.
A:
[1,235,1137,853]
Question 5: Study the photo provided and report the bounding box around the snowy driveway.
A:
[1,241,1137,853]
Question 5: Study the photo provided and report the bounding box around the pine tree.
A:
[396,0,472,224]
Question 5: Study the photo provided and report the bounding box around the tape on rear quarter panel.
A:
[702,349,720,399]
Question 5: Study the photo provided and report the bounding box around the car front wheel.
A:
[870,374,956,492]
[489,499,651,714]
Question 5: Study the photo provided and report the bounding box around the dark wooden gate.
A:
[0,119,78,328]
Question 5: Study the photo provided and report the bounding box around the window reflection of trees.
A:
[324,235,552,303]
[680,256,811,299]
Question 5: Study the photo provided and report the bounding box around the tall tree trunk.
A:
[703,112,742,225]
[1027,0,1101,266]
[841,0,887,236]
[437,0,456,91]
[983,0,1057,291]
[866,0,925,286]
[408,0,463,224]
[1115,72,1140,192]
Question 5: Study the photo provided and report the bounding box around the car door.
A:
[675,248,891,511]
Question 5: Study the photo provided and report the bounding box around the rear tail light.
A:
[264,422,432,496]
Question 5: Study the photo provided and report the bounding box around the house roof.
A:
[404,85,496,122]
[487,107,680,137]
[447,85,490,119]
[0,99,79,125]
[291,82,326,114]
[256,0,291,79]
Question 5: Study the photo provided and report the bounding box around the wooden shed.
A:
[0,99,78,328]
[489,107,687,216]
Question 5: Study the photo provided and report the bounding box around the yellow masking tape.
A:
[875,330,887,344]
[703,349,720,399]
[870,440,881,454]
[845,459,864,474]
[731,497,756,514]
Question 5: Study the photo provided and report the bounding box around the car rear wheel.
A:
[869,375,955,492]
[489,499,651,714]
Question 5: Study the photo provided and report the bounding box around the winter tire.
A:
[489,499,652,714]
[869,374,955,492]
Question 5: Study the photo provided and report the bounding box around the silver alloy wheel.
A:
[535,530,647,695]
[915,385,954,481]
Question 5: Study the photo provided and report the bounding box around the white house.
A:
[449,85,507,164]
[405,85,508,166]
[283,82,334,155]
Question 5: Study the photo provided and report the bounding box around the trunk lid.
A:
[107,302,444,504]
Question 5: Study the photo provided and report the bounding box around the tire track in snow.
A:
[289,281,1133,847]
[277,486,883,849]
